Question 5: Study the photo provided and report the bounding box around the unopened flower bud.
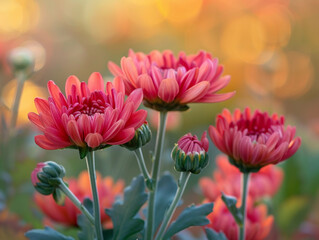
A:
[172,132,209,174]
[8,47,35,74]
[122,122,152,151]
[31,161,65,195]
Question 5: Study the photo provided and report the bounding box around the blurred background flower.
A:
[0,0,319,239]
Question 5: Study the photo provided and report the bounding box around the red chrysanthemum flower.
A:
[28,73,147,153]
[108,49,235,111]
[200,155,283,201]
[205,197,273,240]
[209,108,301,172]
[34,171,124,228]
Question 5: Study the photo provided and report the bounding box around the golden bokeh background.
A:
[1,0,319,239]
[1,0,318,127]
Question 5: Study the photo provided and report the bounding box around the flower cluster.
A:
[205,197,274,240]
[200,155,279,240]
[108,49,235,111]
[26,49,302,240]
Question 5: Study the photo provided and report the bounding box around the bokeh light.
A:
[2,80,47,126]
[221,15,266,63]
[0,0,39,39]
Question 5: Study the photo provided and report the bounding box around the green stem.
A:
[86,151,103,240]
[239,172,250,240]
[134,148,151,189]
[10,71,26,129]
[155,172,191,240]
[58,179,94,226]
[146,111,168,240]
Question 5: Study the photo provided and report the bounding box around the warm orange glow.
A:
[156,0,203,24]
[0,0,39,39]
[257,4,292,49]
[273,52,313,98]
[245,52,289,96]
[2,80,47,126]
[221,15,266,63]
[83,1,132,43]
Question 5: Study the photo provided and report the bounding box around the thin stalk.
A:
[86,151,103,240]
[58,179,94,225]
[155,172,191,240]
[239,172,250,240]
[146,111,168,240]
[10,72,26,129]
[134,148,151,189]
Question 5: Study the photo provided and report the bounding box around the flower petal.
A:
[35,135,67,150]
[85,133,103,148]
[158,78,179,103]
[121,57,138,87]
[67,120,84,147]
[65,75,81,98]
[137,74,157,100]
[88,72,104,92]
[107,128,135,145]
[195,91,235,103]
[179,81,209,104]
[126,88,144,111]
[125,109,147,129]
[108,61,123,77]
[48,81,63,109]
[28,112,44,131]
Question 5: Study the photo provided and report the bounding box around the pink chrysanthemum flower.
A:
[108,49,235,111]
[209,108,301,172]
[205,197,273,240]
[35,171,124,228]
[28,73,147,156]
[200,155,283,201]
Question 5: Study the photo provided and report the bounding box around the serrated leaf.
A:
[163,203,214,239]
[83,198,94,214]
[77,198,95,240]
[25,226,74,240]
[105,175,147,240]
[77,214,95,240]
[221,193,243,225]
[205,228,228,240]
[154,173,178,232]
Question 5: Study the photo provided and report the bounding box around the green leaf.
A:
[221,193,243,225]
[103,229,114,240]
[154,173,178,232]
[83,198,94,214]
[163,202,214,239]
[25,226,74,240]
[105,175,147,240]
[205,228,228,240]
[77,214,95,240]
[77,198,95,240]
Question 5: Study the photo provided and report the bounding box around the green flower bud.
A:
[172,132,209,174]
[31,161,66,195]
[121,122,152,151]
